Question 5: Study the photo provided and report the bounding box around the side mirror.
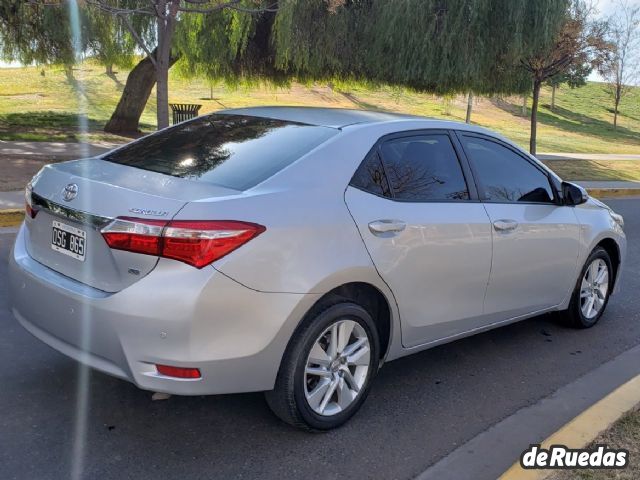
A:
[562,182,588,206]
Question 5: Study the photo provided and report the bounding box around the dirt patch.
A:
[550,405,640,480]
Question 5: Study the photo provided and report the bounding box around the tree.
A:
[522,0,610,154]
[272,0,568,94]
[84,9,137,75]
[0,2,77,71]
[599,0,640,129]
[546,61,591,111]
[2,0,573,138]
[86,0,278,131]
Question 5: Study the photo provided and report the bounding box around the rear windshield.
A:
[103,114,338,190]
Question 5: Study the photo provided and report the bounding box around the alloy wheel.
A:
[580,258,609,319]
[304,319,371,416]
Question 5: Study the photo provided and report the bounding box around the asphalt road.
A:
[1,198,639,480]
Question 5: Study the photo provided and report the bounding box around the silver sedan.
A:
[9,107,626,430]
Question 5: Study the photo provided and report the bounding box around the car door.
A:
[344,131,493,348]
[457,133,581,319]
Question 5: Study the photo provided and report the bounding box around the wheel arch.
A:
[596,237,621,290]
[296,281,397,363]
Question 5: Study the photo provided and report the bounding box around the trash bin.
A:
[169,103,202,124]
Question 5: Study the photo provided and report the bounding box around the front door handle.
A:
[493,219,519,232]
[368,219,407,236]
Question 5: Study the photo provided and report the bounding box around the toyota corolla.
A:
[8,107,626,430]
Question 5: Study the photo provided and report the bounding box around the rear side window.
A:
[104,114,338,190]
[350,151,392,197]
[460,136,554,203]
[378,134,469,201]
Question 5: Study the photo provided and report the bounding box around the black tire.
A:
[562,247,613,329]
[265,298,380,431]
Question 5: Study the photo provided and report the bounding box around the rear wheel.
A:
[265,300,380,431]
[563,247,613,328]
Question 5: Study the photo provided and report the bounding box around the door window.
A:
[461,136,554,203]
[378,134,469,201]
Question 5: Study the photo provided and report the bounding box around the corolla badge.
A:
[62,183,78,202]
[128,207,169,217]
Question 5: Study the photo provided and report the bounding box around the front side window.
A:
[378,134,469,201]
[461,136,554,203]
[104,114,338,191]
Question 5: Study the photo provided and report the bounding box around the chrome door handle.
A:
[368,220,407,236]
[493,219,519,232]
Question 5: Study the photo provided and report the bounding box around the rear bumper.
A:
[9,224,319,395]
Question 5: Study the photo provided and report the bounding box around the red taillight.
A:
[101,217,265,268]
[25,184,38,219]
[25,202,38,219]
[155,364,201,379]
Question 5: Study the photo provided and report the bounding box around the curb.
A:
[498,374,640,480]
[0,209,23,228]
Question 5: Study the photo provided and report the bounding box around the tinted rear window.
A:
[104,114,338,190]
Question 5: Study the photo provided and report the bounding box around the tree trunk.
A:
[551,84,556,112]
[465,91,473,123]
[521,94,527,116]
[106,63,113,75]
[104,49,179,135]
[104,53,157,135]
[156,59,170,130]
[530,80,541,155]
[154,1,179,130]
[613,85,621,130]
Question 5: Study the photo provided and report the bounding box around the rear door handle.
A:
[493,219,519,232]
[368,220,407,236]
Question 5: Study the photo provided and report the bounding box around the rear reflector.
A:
[101,217,265,268]
[156,364,201,379]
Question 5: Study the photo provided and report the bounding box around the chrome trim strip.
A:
[31,192,112,229]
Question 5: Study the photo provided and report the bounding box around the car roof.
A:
[219,106,429,128]
[218,106,516,147]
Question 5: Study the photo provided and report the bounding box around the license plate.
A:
[51,220,86,261]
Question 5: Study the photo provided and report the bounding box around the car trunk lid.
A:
[26,158,239,292]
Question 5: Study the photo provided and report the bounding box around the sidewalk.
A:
[0,140,120,160]
[0,190,23,210]
[538,153,640,161]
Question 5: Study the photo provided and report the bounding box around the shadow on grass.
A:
[338,91,389,111]
[0,111,103,130]
[105,71,124,90]
[490,98,640,146]
[0,111,155,141]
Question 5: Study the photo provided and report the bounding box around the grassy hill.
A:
[0,61,639,154]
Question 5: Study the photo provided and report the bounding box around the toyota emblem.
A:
[62,183,78,202]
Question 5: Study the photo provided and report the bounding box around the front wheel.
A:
[265,300,380,431]
[563,247,613,328]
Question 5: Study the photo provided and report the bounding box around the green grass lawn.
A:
[0,60,639,153]
[543,160,640,181]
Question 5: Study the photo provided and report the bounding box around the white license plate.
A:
[51,220,86,261]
